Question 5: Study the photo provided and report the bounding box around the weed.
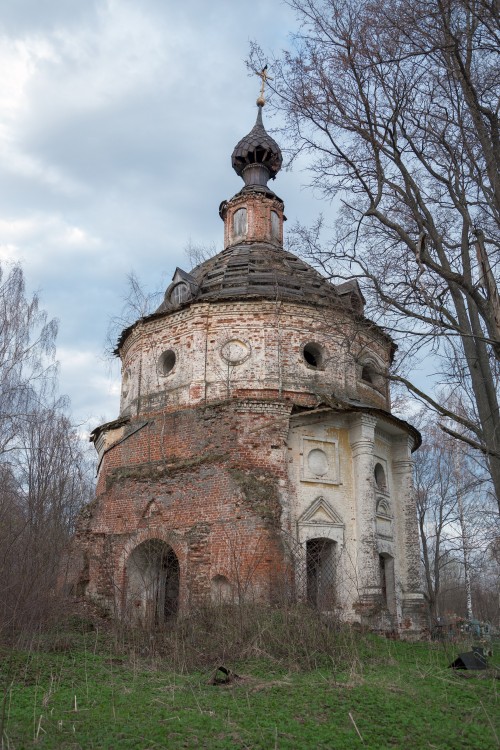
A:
[1,611,499,749]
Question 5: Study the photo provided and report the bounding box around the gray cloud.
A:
[0,0,322,433]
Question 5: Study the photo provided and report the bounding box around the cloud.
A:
[56,345,120,427]
[0,0,307,428]
[0,0,100,35]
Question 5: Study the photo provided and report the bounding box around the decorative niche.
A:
[376,498,393,539]
[300,436,340,485]
[271,210,280,240]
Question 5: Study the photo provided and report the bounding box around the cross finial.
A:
[256,65,272,106]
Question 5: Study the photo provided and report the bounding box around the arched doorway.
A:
[306,538,337,610]
[125,540,179,626]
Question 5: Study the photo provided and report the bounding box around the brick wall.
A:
[78,399,293,612]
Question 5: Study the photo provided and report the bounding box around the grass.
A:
[0,617,499,749]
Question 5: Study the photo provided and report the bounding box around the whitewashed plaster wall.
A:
[286,411,420,624]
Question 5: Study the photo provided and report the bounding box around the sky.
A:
[0,0,328,433]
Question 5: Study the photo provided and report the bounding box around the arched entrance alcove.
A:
[379,553,396,617]
[125,539,179,627]
[306,538,337,610]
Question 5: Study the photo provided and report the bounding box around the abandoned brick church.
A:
[73,95,424,635]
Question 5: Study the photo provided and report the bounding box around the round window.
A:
[158,349,176,376]
[302,342,324,369]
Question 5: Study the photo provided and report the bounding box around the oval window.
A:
[220,339,251,365]
[158,349,176,376]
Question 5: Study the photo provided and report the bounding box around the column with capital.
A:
[392,435,425,634]
[348,413,380,621]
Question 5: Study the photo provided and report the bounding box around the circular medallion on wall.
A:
[307,448,329,477]
[220,338,251,365]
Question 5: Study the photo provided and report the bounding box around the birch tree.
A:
[0,262,94,630]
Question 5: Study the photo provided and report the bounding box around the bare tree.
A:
[253,0,500,509]
[0,261,94,631]
[0,263,58,457]
[0,403,94,630]
[105,271,164,357]
[414,414,498,625]
[184,239,217,269]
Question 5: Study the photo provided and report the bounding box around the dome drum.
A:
[220,191,285,249]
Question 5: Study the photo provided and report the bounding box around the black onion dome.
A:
[231,106,282,182]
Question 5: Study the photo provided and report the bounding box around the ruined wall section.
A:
[78,399,293,612]
[119,299,392,420]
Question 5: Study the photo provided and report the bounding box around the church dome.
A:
[231,105,282,186]
[154,242,363,313]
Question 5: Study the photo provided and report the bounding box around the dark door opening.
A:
[162,546,179,620]
[306,538,336,610]
[126,539,180,626]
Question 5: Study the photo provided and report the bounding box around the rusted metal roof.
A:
[155,242,350,313]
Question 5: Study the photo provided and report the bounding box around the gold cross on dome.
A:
[256,66,272,103]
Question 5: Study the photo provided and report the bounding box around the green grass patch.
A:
[1,623,498,749]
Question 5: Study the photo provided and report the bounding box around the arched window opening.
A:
[126,540,180,626]
[271,210,280,239]
[169,282,189,306]
[211,575,232,605]
[302,342,324,369]
[374,462,387,491]
[361,364,375,383]
[306,538,336,610]
[233,208,247,238]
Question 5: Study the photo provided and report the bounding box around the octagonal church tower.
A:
[75,97,424,634]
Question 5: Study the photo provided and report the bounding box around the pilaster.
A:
[349,414,379,612]
[392,434,425,633]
